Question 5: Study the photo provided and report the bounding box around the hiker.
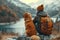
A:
[33,4,53,40]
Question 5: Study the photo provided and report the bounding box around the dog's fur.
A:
[24,12,37,37]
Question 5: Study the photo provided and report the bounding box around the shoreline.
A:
[0,19,20,25]
[0,22,16,25]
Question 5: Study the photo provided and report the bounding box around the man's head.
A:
[37,4,44,11]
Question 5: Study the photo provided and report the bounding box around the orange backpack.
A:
[39,16,53,35]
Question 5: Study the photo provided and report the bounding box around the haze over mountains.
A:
[0,0,60,18]
[0,0,36,18]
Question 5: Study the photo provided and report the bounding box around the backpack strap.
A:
[34,15,42,35]
[34,11,43,34]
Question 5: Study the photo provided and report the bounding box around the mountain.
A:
[1,0,60,18]
[0,5,19,23]
[45,0,60,17]
[1,0,36,18]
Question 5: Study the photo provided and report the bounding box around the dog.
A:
[23,12,37,37]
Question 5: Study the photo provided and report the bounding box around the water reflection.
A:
[0,18,25,36]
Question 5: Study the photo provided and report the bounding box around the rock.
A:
[31,35,41,40]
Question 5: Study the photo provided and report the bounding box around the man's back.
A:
[37,11,48,17]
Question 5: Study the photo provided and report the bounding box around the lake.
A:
[0,18,25,36]
[0,18,60,36]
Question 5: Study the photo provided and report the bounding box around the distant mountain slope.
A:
[3,0,36,18]
[0,5,19,23]
[1,0,60,18]
[45,1,60,17]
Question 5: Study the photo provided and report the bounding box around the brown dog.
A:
[23,12,37,37]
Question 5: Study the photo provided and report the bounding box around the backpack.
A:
[39,16,53,35]
[33,15,53,35]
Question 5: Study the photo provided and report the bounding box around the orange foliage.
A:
[12,13,17,17]
[24,12,37,37]
[0,5,19,23]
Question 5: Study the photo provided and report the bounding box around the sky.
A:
[19,0,55,8]
[20,0,41,8]
[20,0,38,4]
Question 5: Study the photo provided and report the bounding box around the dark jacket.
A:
[33,11,49,36]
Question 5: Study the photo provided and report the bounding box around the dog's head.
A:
[23,12,32,21]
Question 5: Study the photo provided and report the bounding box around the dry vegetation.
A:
[0,32,18,40]
[0,5,19,23]
[50,21,60,40]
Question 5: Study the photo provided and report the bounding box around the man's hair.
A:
[37,4,44,11]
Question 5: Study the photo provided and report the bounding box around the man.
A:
[33,4,52,40]
[33,4,48,34]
